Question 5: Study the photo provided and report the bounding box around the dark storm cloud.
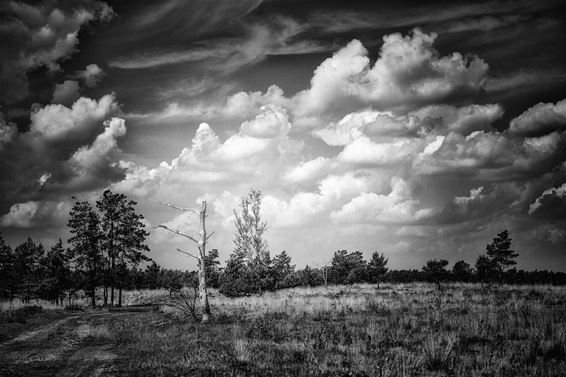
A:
[0,1,113,107]
[0,93,126,217]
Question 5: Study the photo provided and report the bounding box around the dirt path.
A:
[0,309,147,377]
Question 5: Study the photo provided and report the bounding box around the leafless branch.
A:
[153,201,199,215]
[205,231,215,241]
[176,248,200,260]
[154,225,198,244]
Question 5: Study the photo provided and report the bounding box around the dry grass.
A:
[109,283,566,376]
[2,283,565,376]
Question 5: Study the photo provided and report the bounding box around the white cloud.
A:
[413,130,566,180]
[68,117,126,174]
[109,16,329,72]
[74,64,105,87]
[330,177,433,224]
[240,105,291,139]
[509,98,566,136]
[284,157,333,184]
[0,200,70,228]
[454,186,485,206]
[38,173,51,187]
[413,104,504,135]
[113,113,303,198]
[313,110,422,146]
[294,29,488,117]
[28,93,119,143]
[0,201,38,228]
[338,136,425,166]
[529,183,566,217]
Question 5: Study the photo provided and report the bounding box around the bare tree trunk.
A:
[118,286,122,307]
[198,202,211,323]
[156,199,213,323]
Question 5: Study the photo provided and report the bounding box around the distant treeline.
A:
[1,235,566,306]
[1,188,565,306]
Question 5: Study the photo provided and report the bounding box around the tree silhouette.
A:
[368,252,388,287]
[486,230,518,280]
[68,199,102,307]
[452,260,472,282]
[422,259,449,289]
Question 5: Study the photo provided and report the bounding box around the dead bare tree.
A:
[154,200,213,323]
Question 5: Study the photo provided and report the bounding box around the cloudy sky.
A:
[1,0,566,271]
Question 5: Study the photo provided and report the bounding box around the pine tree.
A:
[204,249,222,288]
[486,230,518,280]
[68,198,102,307]
[273,250,296,289]
[14,237,44,303]
[40,239,71,305]
[475,254,496,284]
[0,235,16,306]
[368,252,388,287]
[97,190,150,306]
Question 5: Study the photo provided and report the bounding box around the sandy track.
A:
[0,310,141,377]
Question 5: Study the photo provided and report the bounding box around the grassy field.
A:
[1,283,565,376]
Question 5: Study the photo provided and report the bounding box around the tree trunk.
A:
[197,254,210,322]
[111,255,115,306]
[198,202,211,323]
[103,279,108,306]
[91,286,96,307]
[118,286,122,307]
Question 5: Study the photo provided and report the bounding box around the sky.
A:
[1,0,566,271]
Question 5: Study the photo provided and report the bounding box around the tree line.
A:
[2,189,566,307]
[215,190,566,297]
[0,190,151,307]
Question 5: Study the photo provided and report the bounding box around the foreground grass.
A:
[1,283,565,376]
[115,283,566,377]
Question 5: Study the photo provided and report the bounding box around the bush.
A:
[0,305,44,324]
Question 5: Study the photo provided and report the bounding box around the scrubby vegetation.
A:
[103,283,566,376]
[4,283,564,377]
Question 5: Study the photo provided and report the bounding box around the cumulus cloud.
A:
[261,171,387,227]
[330,177,433,224]
[413,104,504,135]
[26,93,120,157]
[113,107,302,198]
[240,105,291,139]
[52,80,81,106]
[284,157,334,184]
[73,64,105,87]
[0,93,126,218]
[0,200,71,228]
[68,117,126,177]
[528,183,566,219]
[414,130,566,180]
[0,1,113,104]
[338,136,426,166]
[294,29,488,118]
[509,98,566,137]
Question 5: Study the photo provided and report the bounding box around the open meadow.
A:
[1,283,565,377]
